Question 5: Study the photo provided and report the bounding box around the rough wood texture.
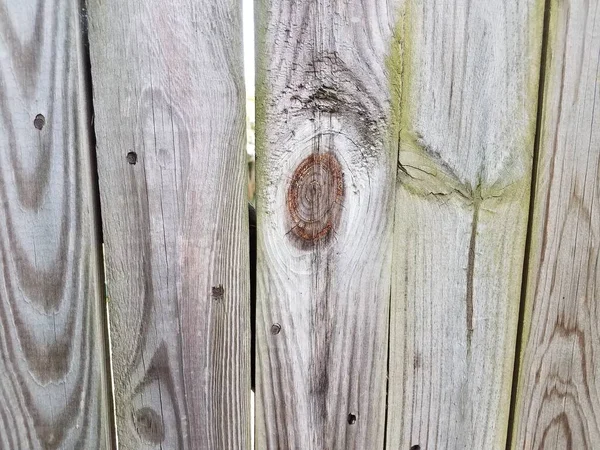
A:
[387,0,544,448]
[87,0,250,448]
[512,0,600,447]
[255,1,400,448]
[0,0,112,448]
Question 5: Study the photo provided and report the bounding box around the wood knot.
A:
[287,152,344,246]
[133,407,164,444]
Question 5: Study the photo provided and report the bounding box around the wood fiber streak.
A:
[87,0,250,448]
[513,0,600,448]
[0,0,112,448]
[255,1,400,448]
[387,0,544,449]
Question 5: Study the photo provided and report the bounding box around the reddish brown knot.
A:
[287,152,344,246]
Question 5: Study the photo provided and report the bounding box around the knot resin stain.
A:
[287,152,344,246]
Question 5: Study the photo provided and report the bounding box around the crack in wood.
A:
[466,187,482,351]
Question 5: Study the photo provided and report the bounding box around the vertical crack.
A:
[465,187,481,353]
[78,1,118,447]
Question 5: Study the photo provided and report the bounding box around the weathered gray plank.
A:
[255,1,401,448]
[87,0,250,448]
[387,0,544,448]
[512,0,600,447]
[0,0,113,448]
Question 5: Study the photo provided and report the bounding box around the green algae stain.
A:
[386,1,416,163]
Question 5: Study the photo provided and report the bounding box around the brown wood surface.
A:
[0,0,113,448]
[512,0,600,447]
[87,0,251,448]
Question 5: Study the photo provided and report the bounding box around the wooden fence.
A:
[0,0,598,448]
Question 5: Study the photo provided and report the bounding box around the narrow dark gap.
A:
[241,0,257,447]
[78,1,118,448]
[382,289,394,450]
[505,0,553,448]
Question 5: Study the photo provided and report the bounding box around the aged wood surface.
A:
[255,1,400,448]
[512,0,600,448]
[387,0,544,448]
[0,0,112,448]
[88,0,250,448]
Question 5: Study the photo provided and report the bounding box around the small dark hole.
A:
[347,413,357,425]
[410,445,421,450]
[33,114,45,130]
[127,151,138,165]
[212,285,224,299]
[270,323,281,335]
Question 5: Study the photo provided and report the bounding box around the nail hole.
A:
[127,151,138,165]
[410,445,421,450]
[212,285,224,299]
[33,114,45,130]
[270,323,281,335]
[347,413,357,425]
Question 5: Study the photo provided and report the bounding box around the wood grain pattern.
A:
[255,1,400,448]
[0,0,113,448]
[87,0,251,448]
[387,0,544,448]
[512,0,600,448]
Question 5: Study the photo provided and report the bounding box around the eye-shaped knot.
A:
[287,152,344,245]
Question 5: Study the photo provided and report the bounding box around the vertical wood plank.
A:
[0,0,112,448]
[87,0,251,448]
[255,1,401,448]
[512,0,600,447]
[387,0,544,448]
